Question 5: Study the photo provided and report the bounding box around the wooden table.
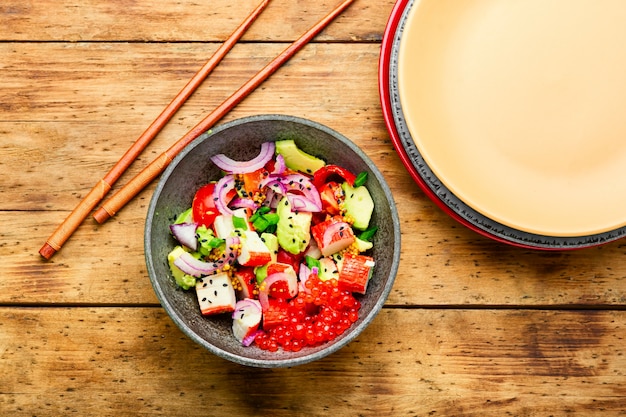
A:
[2,0,625,415]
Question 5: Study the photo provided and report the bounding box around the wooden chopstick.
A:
[39,0,271,260]
[91,0,354,225]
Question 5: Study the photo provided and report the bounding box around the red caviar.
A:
[254,275,360,352]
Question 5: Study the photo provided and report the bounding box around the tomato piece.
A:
[192,183,220,227]
[232,266,259,299]
[319,181,342,215]
[312,164,356,189]
[276,249,303,274]
[264,159,276,173]
[242,167,270,197]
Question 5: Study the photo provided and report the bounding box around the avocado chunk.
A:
[196,225,220,257]
[173,207,193,224]
[275,139,325,175]
[318,257,339,282]
[255,264,268,284]
[276,196,312,254]
[167,246,197,290]
[354,236,373,252]
[342,182,374,230]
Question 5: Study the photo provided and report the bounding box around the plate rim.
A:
[379,0,626,249]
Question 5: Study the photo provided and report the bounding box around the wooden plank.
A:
[0,210,157,304]
[1,307,625,416]
[4,203,626,307]
[0,0,394,42]
[0,42,392,210]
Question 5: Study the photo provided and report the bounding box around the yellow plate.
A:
[398,0,626,237]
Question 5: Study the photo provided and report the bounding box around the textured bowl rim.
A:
[145,114,401,367]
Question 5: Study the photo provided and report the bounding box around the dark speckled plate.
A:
[145,114,401,368]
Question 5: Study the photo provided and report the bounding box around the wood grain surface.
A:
[1,0,625,415]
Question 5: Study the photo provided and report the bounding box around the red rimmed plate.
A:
[379,0,626,249]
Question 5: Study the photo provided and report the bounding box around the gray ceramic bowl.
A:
[145,114,401,368]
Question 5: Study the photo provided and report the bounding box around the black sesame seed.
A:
[214,290,218,296]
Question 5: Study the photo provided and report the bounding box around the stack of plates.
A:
[379,0,626,249]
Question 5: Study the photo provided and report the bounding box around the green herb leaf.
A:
[252,216,270,232]
[232,215,248,230]
[359,226,378,242]
[353,171,368,187]
[209,237,225,248]
[264,213,280,225]
[305,255,321,270]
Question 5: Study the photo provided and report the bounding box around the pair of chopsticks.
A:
[40,0,354,260]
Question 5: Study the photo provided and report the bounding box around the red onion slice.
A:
[169,222,198,251]
[210,142,275,174]
[286,194,321,212]
[241,330,262,347]
[298,263,312,292]
[258,177,287,195]
[281,174,322,208]
[213,175,236,215]
[232,298,262,319]
[173,236,240,277]
[271,154,286,175]
[231,197,259,211]
[265,189,283,209]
